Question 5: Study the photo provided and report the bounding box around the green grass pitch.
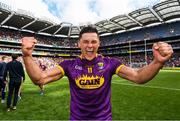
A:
[0,70,180,120]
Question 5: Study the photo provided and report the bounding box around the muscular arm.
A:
[23,56,63,85]
[117,60,163,84]
[21,37,63,85]
[117,42,173,84]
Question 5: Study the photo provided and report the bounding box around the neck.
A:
[80,54,98,61]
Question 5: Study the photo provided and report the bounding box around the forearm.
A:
[23,56,43,84]
[136,60,164,84]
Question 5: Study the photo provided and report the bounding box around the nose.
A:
[87,43,93,48]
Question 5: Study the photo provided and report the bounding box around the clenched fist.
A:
[153,42,173,64]
[21,37,37,57]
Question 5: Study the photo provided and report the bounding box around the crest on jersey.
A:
[98,62,104,69]
[75,75,105,89]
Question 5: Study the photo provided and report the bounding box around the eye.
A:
[83,40,89,44]
[91,40,98,44]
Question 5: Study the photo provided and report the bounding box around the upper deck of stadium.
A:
[0,0,180,38]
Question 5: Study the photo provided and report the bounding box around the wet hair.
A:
[79,26,99,40]
[11,54,19,60]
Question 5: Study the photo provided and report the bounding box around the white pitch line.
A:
[112,82,180,91]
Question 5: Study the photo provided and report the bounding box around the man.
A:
[4,54,25,111]
[0,56,8,103]
[21,26,173,120]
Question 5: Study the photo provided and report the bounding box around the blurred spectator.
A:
[4,54,25,111]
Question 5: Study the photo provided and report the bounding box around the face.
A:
[3,57,9,63]
[78,32,100,61]
[4,58,9,63]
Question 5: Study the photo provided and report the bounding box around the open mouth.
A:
[86,50,94,54]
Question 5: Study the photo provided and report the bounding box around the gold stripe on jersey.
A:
[115,64,125,74]
[56,65,65,76]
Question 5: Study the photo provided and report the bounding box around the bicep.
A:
[40,66,64,85]
[116,65,138,83]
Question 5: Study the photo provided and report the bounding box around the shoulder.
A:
[2,62,7,65]
[7,61,11,65]
[17,60,22,64]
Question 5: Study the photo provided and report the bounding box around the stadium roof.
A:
[0,0,180,38]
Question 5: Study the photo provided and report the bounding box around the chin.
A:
[86,58,94,61]
[85,55,96,60]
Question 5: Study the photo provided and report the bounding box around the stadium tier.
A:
[0,0,180,67]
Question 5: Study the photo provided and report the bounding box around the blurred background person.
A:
[4,54,25,111]
[0,56,8,103]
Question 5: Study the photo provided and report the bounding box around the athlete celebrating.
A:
[21,26,173,120]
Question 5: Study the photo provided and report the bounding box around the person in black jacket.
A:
[4,54,25,111]
[0,56,9,103]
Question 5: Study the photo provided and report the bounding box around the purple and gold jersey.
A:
[58,55,123,120]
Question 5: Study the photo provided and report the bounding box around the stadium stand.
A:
[0,0,180,68]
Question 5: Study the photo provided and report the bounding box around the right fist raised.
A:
[21,37,37,57]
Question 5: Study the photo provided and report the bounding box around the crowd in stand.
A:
[0,28,77,47]
[1,22,180,48]
[2,21,180,47]
[0,21,180,68]
[100,22,180,46]
[113,52,180,68]
[0,52,180,69]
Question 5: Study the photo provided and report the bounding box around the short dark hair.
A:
[79,26,99,40]
[2,56,8,60]
[11,54,19,60]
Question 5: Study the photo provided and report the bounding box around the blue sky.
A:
[1,0,164,25]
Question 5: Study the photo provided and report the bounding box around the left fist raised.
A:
[153,42,173,63]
